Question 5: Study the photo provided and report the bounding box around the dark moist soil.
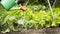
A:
[0,27,60,34]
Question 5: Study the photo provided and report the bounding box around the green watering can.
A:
[1,0,18,10]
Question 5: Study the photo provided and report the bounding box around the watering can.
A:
[1,0,18,10]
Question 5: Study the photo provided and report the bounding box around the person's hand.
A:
[20,6,26,11]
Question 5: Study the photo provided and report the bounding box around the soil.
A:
[0,27,60,34]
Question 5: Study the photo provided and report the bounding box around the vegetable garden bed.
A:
[0,6,60,34]
[0,27,60,34]
[0,0,60,34]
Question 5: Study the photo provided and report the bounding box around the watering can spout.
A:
[0,0,18,10]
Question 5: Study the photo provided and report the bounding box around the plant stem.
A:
[47,0,54,22]
[52,0,56,8]
[25,0,29,6]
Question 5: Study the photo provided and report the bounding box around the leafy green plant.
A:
[0,8,60,33]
